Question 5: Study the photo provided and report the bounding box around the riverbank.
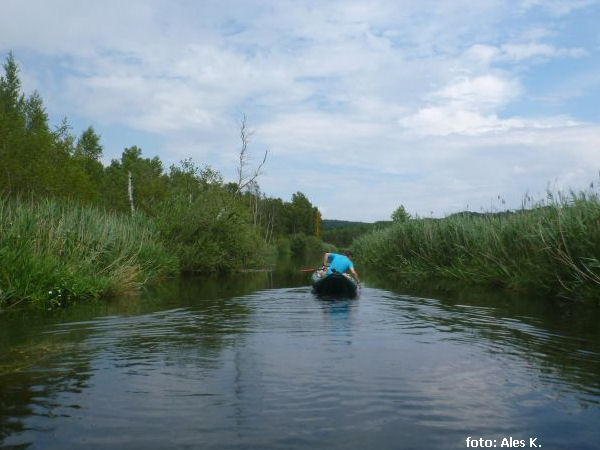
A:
[0,197,178,308]
[352,189,600,302]
[0,197,326,309]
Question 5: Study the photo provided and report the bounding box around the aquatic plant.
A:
[0,197,178,308]
[352,187,600,301]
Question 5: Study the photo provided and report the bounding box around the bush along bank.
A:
[153,186,274,274]
[352,189,600,301]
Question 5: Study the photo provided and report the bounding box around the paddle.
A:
[300,268,318,272]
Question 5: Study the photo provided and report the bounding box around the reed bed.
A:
[352,189,600,301]
[0,197,178,307]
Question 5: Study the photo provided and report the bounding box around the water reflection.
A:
[317,299,357,342]
[0,270,599,449]
[362,274,600,405]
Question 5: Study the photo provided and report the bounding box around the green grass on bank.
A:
[0,197,178,308]
[352,189,600,301]
[0,196,328,309]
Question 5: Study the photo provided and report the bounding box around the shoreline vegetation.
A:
[0,52,324,308]
[0,197,178,307]
[2,52,599,308]
[0,194,325,308]
[352,188,600,302]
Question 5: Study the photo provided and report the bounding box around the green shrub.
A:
[322,242,338,253]
[154,188,270,273]
[288,232,324,263]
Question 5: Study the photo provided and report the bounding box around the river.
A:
[1,270,599,449]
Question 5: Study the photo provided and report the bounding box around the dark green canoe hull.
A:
[311,272,358,298]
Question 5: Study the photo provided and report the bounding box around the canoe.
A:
[311,271,358,298]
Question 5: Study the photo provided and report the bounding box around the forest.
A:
[0,53,324,307]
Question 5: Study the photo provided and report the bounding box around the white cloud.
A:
[500,43,588,60]
[463,44,500,65]
[464,42,588,65]
[435,75,521,109]
[399,107,579,137]
[520,0,598,17]
[1,0,599,220]
[398,74,541,137]
[261,112,387,150]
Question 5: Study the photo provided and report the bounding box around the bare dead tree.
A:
[236,114,268,195]
[128,171,135,215]
[246,180,261,226]
[264,205,275,244]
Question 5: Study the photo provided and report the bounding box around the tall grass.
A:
[0,197,178,307]
[352,188,600,301]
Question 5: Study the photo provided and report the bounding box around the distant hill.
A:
[322,219,372,230]
[445,209,517,220]
[321,219,392,248]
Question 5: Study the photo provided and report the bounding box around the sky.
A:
[1,0,600,221]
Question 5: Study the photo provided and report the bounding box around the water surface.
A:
[1,271,599,449]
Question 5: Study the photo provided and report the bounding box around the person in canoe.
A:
[319,251,360,285]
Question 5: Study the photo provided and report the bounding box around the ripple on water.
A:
[2,283,600,449]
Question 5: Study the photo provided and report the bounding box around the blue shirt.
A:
[327,253,354,275]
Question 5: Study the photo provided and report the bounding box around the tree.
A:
[235,114,267,195]
[167,158,223,205]
[391,204,411,223]
[76,126,102,160]
[72,126,104,202]
[102,146,167,214]
[288,192,315,234]
[314,207,322,238]
[261,197,284,243]
[24,91,49,135]
[0,52,23,113]
[0,52,26,192]
[0,54,61,196]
